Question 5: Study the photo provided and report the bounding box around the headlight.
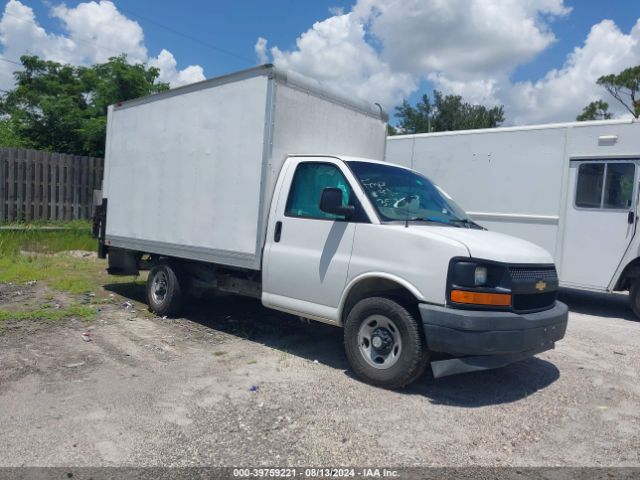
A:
[474,266,487,286]
[450,261,505,288]
[449,259,511,308]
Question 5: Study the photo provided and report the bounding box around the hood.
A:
[415,226,554,264]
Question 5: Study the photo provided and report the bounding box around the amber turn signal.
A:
[450,289,511,306]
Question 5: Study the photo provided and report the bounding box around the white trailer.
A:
[97,65,567,388]
[386,119,640,315]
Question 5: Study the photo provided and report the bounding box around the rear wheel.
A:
[629,279,640,319]
[344,297,429,389]
[146,263,183,317]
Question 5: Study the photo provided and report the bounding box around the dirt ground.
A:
[0,274,639,468]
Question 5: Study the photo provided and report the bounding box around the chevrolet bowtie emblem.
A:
[535,280,547,292]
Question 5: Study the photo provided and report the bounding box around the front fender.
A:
[338,272,426,324]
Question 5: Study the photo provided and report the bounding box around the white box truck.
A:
[95,65,567,388]
[386,120,640,317]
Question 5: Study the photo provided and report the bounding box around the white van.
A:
[386,120,640,317]
[95,65,567,388]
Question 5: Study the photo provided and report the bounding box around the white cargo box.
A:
[102,65,387,270]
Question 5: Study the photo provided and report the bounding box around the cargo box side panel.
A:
[268,81,387,188]
[386,128,567,256]
[104,75,269,268]
[568,121,640,158]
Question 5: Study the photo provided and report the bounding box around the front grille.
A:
[513,292,557,312]
[509,266,558,282]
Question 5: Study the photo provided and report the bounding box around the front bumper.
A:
[418,301,568,378]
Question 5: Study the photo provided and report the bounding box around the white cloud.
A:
[51,0,147,64]
[149,49,205,87]
[258,0,640,124]
[269,13,416,109]
[503,19,640,124]
[0,0,205,90]
[354,0,571,78]
[254,36,268,65]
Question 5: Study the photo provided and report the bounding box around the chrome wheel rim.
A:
[151,270,168,304]
[357,314,402,369]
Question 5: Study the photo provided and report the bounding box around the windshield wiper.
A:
[405,217,461,227]
[449,218,484,229]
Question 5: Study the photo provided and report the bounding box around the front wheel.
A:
[344,297,429,389]
[146,263,184,317]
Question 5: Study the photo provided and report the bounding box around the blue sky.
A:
[24,1,352,73]
[26,0,638,83]
[2,0,640,124]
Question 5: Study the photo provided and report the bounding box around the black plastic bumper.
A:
[418,301,568,378]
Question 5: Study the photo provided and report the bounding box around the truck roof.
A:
[112,64,388,122]
[288,154,410,171]
[388,117,638,140]
[340,155,407,168]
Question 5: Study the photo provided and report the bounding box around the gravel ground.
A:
[0,282,639,468]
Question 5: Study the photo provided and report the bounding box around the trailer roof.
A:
[111,64,388,121]
[388,117,638,140]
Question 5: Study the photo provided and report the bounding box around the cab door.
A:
[560,159,638,289]
[262,157,363,322]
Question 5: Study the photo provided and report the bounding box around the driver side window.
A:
[285,163,351,220]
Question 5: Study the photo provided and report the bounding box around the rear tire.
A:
[146,263,184,317]
[630,279,640,319]
[344,297,429,389]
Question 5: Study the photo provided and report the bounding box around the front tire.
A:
[344,297,429,389]
[146,263,184,317]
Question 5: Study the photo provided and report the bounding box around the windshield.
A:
[347,161,472,225]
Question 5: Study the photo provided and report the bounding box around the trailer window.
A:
[285,163,352,220]
[603,163,634,209]
[575,162,634,209]
[576,164,604,208]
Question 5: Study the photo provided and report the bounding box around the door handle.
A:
[274,221,282,242]
[628,211,636,224]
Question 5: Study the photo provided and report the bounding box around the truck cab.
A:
[258,155,568,387]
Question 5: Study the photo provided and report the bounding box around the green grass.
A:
[0,304,96,323]
[0,221,137,296]
[0,219,93,230]
[0,222,141,334]
[0,303,97,334]
[0,221,96,257]
[0,253,140,296]
[0,221,128,294]
[0,254,106,293]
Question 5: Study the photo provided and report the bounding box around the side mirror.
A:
[319,188,355,218]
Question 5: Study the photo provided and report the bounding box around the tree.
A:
[596,65,640,119]
[432,91,504,132]
[576,100,612,121]
[0,119,30,148]
[392,91,504,134]
[394,94,434,134]
[0,55,169,157]
[576,65,640,121]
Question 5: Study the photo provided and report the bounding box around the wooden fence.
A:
[0,148,103,223]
